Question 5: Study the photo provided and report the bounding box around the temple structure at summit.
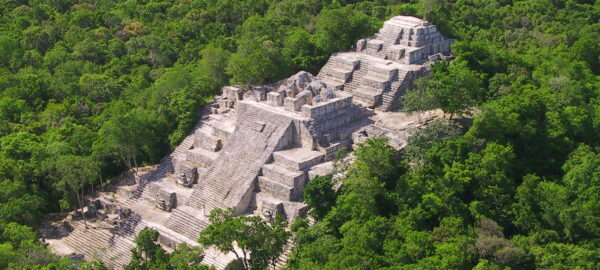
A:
[318,15,454,110]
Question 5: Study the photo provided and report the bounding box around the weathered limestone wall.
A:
[185,101,299,215]
[318,15,454,111]
[357,15,454,64]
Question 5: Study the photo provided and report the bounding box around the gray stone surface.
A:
[318,15,453,111]
[47,16,450,270]
[175,161,198,188]
[186,102,297,215]
[149,184,177,212]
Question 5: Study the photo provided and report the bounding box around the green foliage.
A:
[0,243,16,269]
[303,175,337,221]
[315,7,380,53]
[169,243,211,270]
[51,155,100,210]
[127,230,211,270]
[403,119,463,166]
[0,0,598,269]
[404,60,484,119]
[0,1,385,268]
[199,208,290,270]
[127,229,171,270]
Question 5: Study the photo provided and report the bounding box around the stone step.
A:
[62,220,140,269]
[205,115,235,140]
[321,67,353,82]
[274,239,295,268]
[201,251,232,270]
[272,149,325,171]
[316,61,336,78]
[369,64,399,79]
[186,112,294,215]
[261,163,307,188]
[257,176,297,201]
[165,206,208,242]
[173,124,201,158]
[352,87,383,107]
[186,148,218,167]
[255,192,308,221]
[308,161,335,180]
[330,55,360,70]
[152,222,199,250]
[320,77,345,90]
[194,129,222,152]
[380,74,408,111]
[343,64,369,94]
[362,75,391,91]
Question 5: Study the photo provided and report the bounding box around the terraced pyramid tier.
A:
[318,15,454,111]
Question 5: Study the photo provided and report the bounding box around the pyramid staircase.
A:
[317,54,359,90]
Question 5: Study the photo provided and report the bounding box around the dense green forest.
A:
[0,0,598,269]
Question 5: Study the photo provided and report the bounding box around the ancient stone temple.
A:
[44,16,453,269]
[318,15,454,110]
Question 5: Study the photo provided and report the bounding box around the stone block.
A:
[175,161,198,188]
[320,78,345,90]
[223,86,243,100]
[356,39,367,51]
[257,197,285,223]
[297,90,313,104]
[250,120,266,132]
[320,88,336,100]
[284,97,306,112]
[371,65,398,79]
[319,113,353,132]
[186,148,217,167]
[261,163,306,189]
[148,184,177,212]
[307,161,334,180]
[282,202,308,221]
[363,76,390,90]
[218,99,234,109]
[273,149,325,171]
[194,132,222,152]
[323,68,352,82]
[258,176,295,201]
[267,92,284,106]
[252,88,269,101]
[332,55,360,70]
[211,126,231,140]
[217,107,231,114]
[287,71,313,90]
[367,39,384,53]
[301,95,352,119]
[158,233,180,250]
[116,186,134,199]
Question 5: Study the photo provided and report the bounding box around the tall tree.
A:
[52,155,99,228]
[303,175,337,221]
[199,208,290,270]
[126,229,170,270]
[404,60,484,119]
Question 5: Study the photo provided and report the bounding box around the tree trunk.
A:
[449,112,454,120]
[133,150,138,176]
[241,248,249,270]
[76,188,87,229]
[231,249,246,270]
